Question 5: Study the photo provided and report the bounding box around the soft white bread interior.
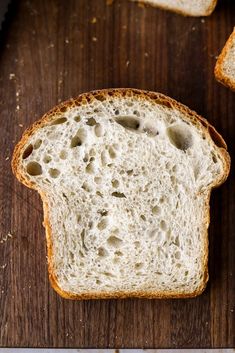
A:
[131,0,217,16]
[215,28,235,91]
[12,89,230,299]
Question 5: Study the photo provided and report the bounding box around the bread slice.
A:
[131,0,217,16]
[215,28,235,91]
[12,89,230,299]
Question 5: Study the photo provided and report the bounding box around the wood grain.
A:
[0,0,234,348]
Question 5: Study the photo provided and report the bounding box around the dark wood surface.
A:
[0,0,234,348]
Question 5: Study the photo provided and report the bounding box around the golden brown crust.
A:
[11,88,230,300]
[215,28,235,91]
[133,0,217,17]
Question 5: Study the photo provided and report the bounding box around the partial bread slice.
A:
[131,0,217,16]
[12,89,230,299]
[215,28,235,91]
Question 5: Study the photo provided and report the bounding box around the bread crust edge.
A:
[132,0,217,17]
[11,88,230,300]
[215,27,235,91]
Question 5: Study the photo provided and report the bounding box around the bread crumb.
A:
[91,17,97,24]
[201,19,205,23]
[5,157,9,161]
[16,105,20,111]
[16,91,20,97]
[9,73,15,80]
[126,60,130,67]
[144,52,149,58]
[0,264,7,269]
[48,43,54,48]
[19,123,23,127]
[122,25,127,30]
[192,26,196,31]
[65,38,69,44]
[0,232,13,244]
[92,37,97,42]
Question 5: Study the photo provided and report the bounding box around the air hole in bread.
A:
[160,220,167,231]
[77,214,81,223]
[108,146,116,159]
[94,123,103,137]
[81,229,88,251]
[211,153,218,163]
[102,272,114,277]
[107,235,123,248]
[174,236,180,247]
[51,117,67,125]
[71,135,82,148]
[115,250,123,256]
[114,109,119,115]
[49,168,60,178]
[94,176,102,184]
[111,192,126,198]
[97,247,109,257]
[86,117,97,126]
[26,161,42,176]
[143,125,159,137]
[82,182,91,192]
[152,205,160,215]
[34,139,42,149]
[135,262,144,269]
[175,251,181,260]
[133,110,140,116]
[115,116,140,131]
[111,179,119,188]
[74,115,81,122]
[98,209,108,216]
[59,150,68,160]
[86,162,95,174]
[127,169,133,176]
[167,124,193,151]
[134,241,140,248]
[96,191,103,197]
[79,250,84,258]
[170,175,176,184]
[97,218,108,230]
[96,279,101,284]
[23,144,33,159]
[43,155,52,164]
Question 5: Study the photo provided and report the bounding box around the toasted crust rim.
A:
[132,0,217,17]
[12,88,230,300]
[215,27,235,91]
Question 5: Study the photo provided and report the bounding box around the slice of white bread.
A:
[12,89,230,299]
[131,0,217,16]
[215,28,235,91]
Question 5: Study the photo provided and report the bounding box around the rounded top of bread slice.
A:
[12,89,230,299]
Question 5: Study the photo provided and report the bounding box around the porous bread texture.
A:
[131,0,217,16]
[215,28,235,91]
[12,89,230,299]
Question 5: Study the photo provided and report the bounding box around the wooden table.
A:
[0,0,234,348]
